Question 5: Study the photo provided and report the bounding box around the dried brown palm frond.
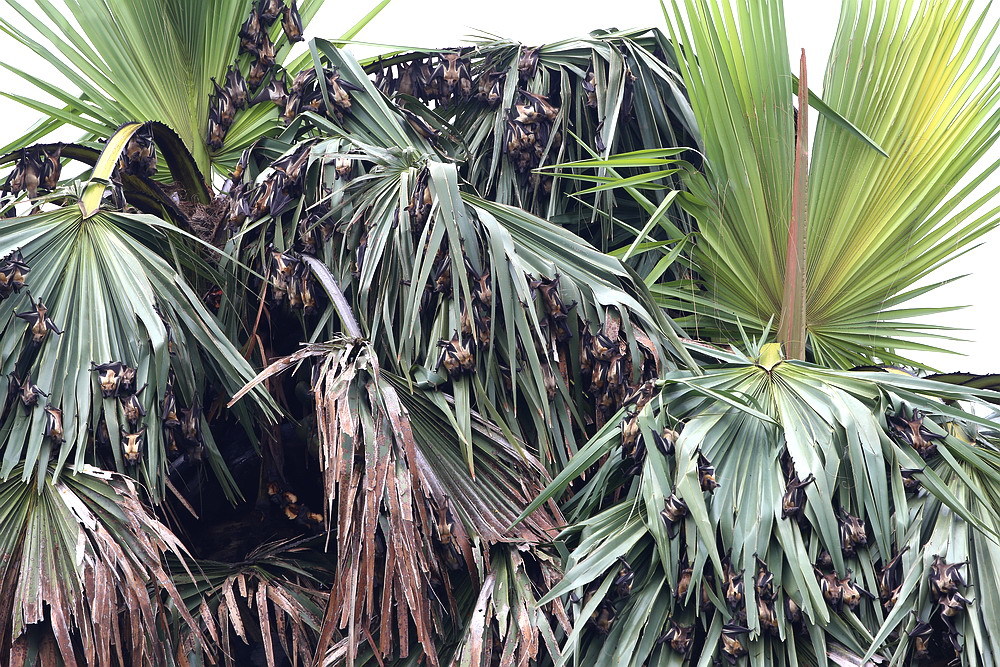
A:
[0,465,201,666]
[231,331,563,665]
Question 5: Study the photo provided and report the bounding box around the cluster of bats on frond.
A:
[0,147,62,215]
[206,0,366,152]
[593,402,968,662]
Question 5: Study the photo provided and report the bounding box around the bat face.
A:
[888,408,944,458]
[656,621,692,655]
[755,557,775,600]
[162,388,180,428]
[43,404,63,444]
[120,425,146,465]
[91,361,124,398]
[16,298,62,343]
[436,332,475,377]
[11,373,46,413]
[517,46,540,79]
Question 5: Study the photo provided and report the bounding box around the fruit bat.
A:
[252,74,289,107]
[247,58,269,89]
[281,0,303,42]
[225,64,249,108]
[656,621,693,655]
[43,403,63,445]
[660,493,688,537]
[258,0,284,24]
[517,46,540,79]
[781,473,814,520]
[120,384,147,425]
[10,372,47,413]
[40,147,62,190]
[436,332,475,377]
[929,555,967,598]
[15,296,63,343]
[91,361,125,398]
[613,558,635,599]
[120,425,146,465]
[878,547,909,607]
[888,408,944,459]
[755,556,775,600]
[698,452,720,493]
[0,249,31,297]
[838,508,868,556]
[652,428,677,456]
[161,384,180,428]
[239,9,264,55]
[839,570,874,610]
[720,624,750,664]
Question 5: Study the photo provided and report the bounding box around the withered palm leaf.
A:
[232,335,563,664]
[0,465,201,666]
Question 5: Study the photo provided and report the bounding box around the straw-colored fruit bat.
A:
[44,403,63,445]
[660,493,687,537]
[780,473,814,520]
[517,46,540,79]
[656,621,693,655]
[698,452,720,493]
[258,0,284,24]
[16,296,63,343]
[91,361,125,398]
[120,425,146,465]
[281,0,304,42]
[888,407,944,459]
[121,385,147,425]
[10,372,47,413]
[929,555,967,598]
[720,624,750,664]
[838,508,868,556]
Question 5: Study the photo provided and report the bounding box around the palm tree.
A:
[0,0,999,665]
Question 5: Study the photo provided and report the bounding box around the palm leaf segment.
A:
[657,0,1000,367]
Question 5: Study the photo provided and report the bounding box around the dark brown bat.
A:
[281,0,303,42]
[10,372,47,413]
[755,555,775,600]
[225,64,249,108]
[929,555,967,598]
[781,473,814,520]
[660,493,687,537]
[517,46,540,79]
[720,624,750,664]
[120,384,147,425]
[44,403,63,445]
[888,408,944,459]
[656,621,693,655]
[258,0,284,24]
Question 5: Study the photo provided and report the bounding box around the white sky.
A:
[0,0,996,372]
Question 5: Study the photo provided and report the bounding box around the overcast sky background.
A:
[0,0,996,371]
